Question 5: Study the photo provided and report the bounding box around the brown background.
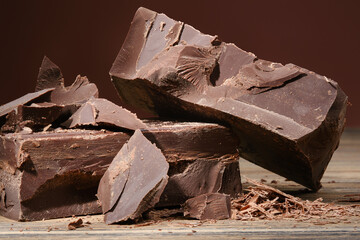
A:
[1,0,359,126]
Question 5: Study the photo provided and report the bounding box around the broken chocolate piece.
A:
[68,218,84,230]
[50,75,98,106]
[0,129,128,221]
[35,56,98,106]
[66,98,146,130]
[0,121,240,221]
[35,56,64,92]
[1,103,64,132]
[1,57,99,133]
[184,193,231,220]
[0,89,54,119]
[97,129,169,224]
[110,7,348,190]
[158,159,240,207]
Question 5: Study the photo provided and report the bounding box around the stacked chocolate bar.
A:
[0,7,347,223]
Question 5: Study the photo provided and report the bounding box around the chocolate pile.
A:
[0,7,347,223]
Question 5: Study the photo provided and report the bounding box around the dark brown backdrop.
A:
[1,1,359,126]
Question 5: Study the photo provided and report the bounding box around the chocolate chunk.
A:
[35,56,64,92]
[184,193,231,220]
[0,121,239,221]
[0,129,128,221]
[110,7,348,190]
[66,98,146,130]
[68,218,84,230]
[158,159,240,207]
[97,130,169,224]
[1,103,64,132]
[50,75,98,106]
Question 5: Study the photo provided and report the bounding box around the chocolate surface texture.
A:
[184,193,231,220]
[110,7,348,191]
[97,129,169,224]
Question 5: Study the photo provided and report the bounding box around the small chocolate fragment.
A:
[35,56,64,92]
[66,98,146,130]
[0,121,240,221]
[68,218,84,230]
[97,130,169,224]
[184,193,231,220]
[110,7,348,190]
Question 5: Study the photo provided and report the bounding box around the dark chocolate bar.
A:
[97,130,169,224]
[110,7,348,190]
[0,121,240,221]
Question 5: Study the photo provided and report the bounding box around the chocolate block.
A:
[0,121,240,221]
[110,7,348,190]
[184,193,231,220]
[97,130,169,224]
[66,98,146,130]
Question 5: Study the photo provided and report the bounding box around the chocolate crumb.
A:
[68,218,84,230]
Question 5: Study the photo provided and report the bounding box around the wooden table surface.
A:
[0,129,359,239]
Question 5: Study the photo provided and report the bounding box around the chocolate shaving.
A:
[231,178,360,221]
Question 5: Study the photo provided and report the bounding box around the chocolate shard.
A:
[35,56,64,92]
[97,129,169,224]
[35,56,98,106]
[110,7,348,191]
[50,75,99,106]
[66,98,146,130]
[184,193,231,220]
[0,121,240,221]
[0,89,54,119]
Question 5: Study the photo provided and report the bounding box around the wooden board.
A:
[0,128,359,239]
